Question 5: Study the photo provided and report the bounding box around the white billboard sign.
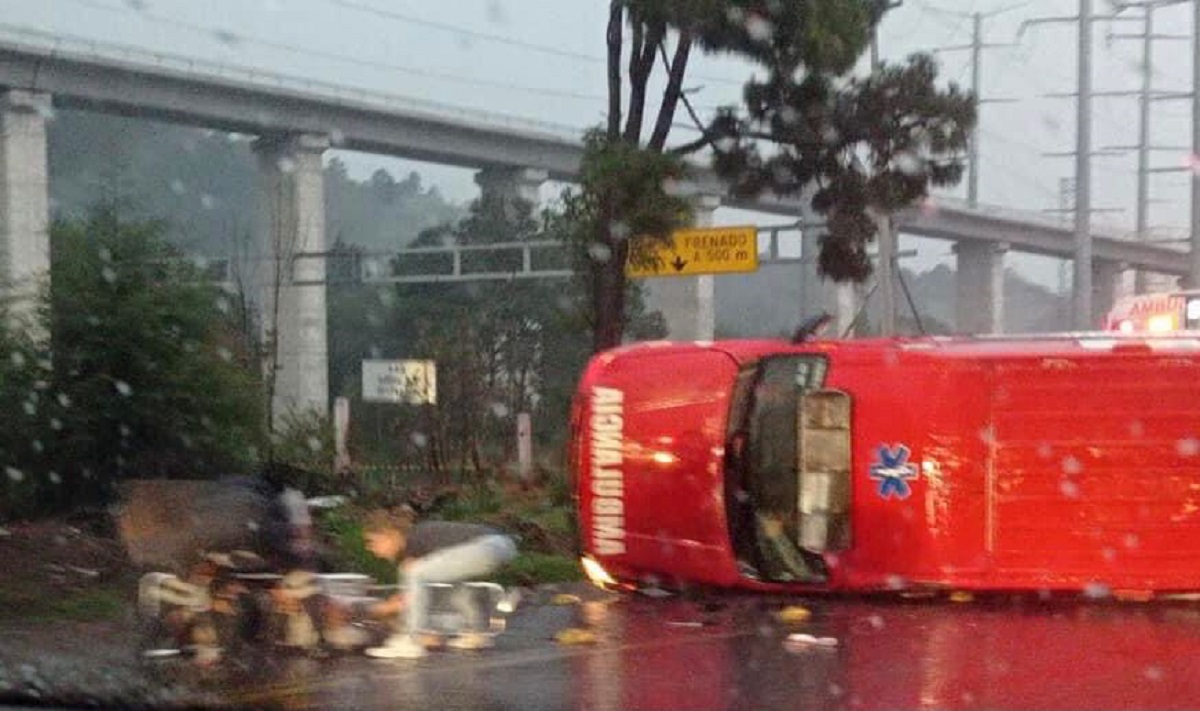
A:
[361,360,437,404]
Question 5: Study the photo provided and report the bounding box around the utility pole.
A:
[1020,3,1143,329]
[871,0,902,336]
[1137,5,1155,292]
[970,13,982,206]
[1105,1,1190,293]
[1139,6,1156,292]
[1192,0,1200,289]
[934,13,1017,208]
[1076,0,1094,331]
[1059,177,1075,327]
[1131,4,1154,294]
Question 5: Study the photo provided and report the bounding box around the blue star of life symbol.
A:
[870,444,918,500]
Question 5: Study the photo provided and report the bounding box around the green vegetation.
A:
[0,206,267,517]
[493,553,582,587]
[0,580,127,623]
[38,586,127,623]
[316,504,399,585]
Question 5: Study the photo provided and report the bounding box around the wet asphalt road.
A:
[207,587,1200,711]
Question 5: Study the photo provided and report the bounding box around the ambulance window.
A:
[794,358,827,390]
[742,355,829,512]
[730,355,828,432]
[727,366,758,438]
[1187,298,1200,329]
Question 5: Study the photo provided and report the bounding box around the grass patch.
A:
[0,582,127,623]
[525,505,575,538]
[491,552,582,587]
[43,586,126,622]
[316,506,397,584]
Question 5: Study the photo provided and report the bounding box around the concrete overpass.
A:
[0,26,1187,421]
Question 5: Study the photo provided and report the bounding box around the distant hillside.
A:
[903,263,1070,334]
[47,110,464,256]
[715,260,1070,338]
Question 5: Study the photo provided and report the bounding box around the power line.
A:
[914,0,979,35]
[932,10,1020,205]
[329,0,604,64]
[980,135,1074,202]
[324,0,748,89]
[57,0,615,103]
[1002,42,1132,136]
[916,0,1038,19]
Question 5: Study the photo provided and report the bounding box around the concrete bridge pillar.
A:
[0,89,51,332]
[474,166,547,213]
[954,240,1008,334]
[644,194,718,342]
[254,133,330,428]
[1093,259,1127,329]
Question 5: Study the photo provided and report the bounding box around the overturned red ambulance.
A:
[570,330,1200,595]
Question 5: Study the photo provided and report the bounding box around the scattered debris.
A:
[638,587,672,599]
[1114,589,1154,603]
[551,593,582,606]
[784,633,838,652]
[555,627,597,645]
[775,605,812,624]
[306,495,348,510]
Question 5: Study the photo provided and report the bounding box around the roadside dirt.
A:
[0,518,132,616]
[0,518,225,708]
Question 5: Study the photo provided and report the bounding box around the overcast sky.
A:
[2,0,1196,288]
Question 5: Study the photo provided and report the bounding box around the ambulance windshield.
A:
[724,355,828,582]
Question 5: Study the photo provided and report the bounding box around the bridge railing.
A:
[0,23,583,142]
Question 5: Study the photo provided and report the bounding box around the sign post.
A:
[517,412,532,482]
[333,396,351,473]
[626,225,759,278]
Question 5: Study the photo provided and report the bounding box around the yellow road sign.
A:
[626,225,759,278]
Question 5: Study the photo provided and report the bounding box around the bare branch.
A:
[628,20,644,97]
[648,31,693,152]
[668,133,714,157]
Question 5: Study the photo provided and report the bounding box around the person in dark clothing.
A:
[361,507,517,659]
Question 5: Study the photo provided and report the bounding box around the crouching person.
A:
[362,508,517,659]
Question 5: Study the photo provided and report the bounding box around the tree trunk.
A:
[606,2,623,141]
[625,22,666,143]
[591,232,629,352]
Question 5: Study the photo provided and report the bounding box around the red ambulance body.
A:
[571,333,1200,595]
